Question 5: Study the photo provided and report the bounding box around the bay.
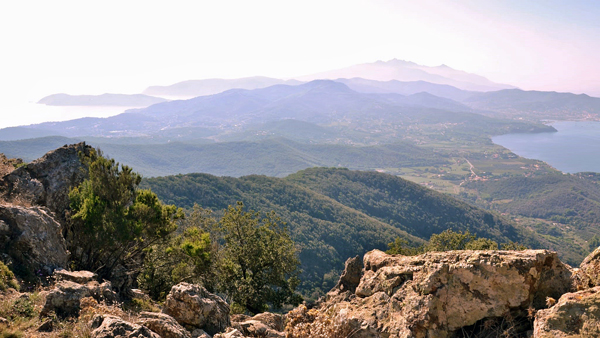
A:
[492,121,600,174]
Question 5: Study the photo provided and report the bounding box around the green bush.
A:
[387,229,525,255]
[0,261,19,291]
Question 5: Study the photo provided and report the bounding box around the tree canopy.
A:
[68,149,183,284]
[218,202,301,314]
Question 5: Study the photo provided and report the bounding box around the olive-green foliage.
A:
[501,241,528,250]
[141,167,533,297]
[68,149,184,281]
[139,224,213,300]
[0,261,19,291]
[387,229,523,255]
[218,202,302,314]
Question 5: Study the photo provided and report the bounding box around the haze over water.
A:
[492,121,600,174]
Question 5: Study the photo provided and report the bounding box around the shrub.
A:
[0,261,19,291]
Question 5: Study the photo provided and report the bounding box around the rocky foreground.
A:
[1,247,600,337]
[2,144,600,337]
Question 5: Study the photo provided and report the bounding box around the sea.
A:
[0,102,133,129]
[492,121,600,174]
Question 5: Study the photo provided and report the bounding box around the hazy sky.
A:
[1,0,600,106]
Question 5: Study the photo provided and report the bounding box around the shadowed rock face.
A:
[0,142,92,223]
[288,249,573,338]
[574,246,600,289]
[0,204,68,275]
[0,143,91,277]
[534,286,600,338]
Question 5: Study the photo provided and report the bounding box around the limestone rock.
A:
[287,249,573,338]
[331,256,362,295]
[235,320,285,338]
[54,269,97,284]
[90,314,160,338]
[192,328,212,338]
[574,246,600,289]
[138,311,192,338]
[213,328,246,338]
[42,278,117,316]
[0,142,92,222]
[248,312,285,332]
[0,204,68,274]
[163,282,230,334]
[534,286,600,338]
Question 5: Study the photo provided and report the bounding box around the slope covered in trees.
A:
[141,168,535,295]
[0,136,447,177]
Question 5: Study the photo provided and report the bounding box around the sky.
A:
[1,0,599,126]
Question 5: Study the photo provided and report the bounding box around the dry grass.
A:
[0,288,151,338]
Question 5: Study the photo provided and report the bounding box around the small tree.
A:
[68,149,183,282]
[426,229,477,251]
[139,226,213,300]
[218,202,302,314]
[139,206,218,300]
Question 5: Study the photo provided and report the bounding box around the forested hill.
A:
[141,167,535,294]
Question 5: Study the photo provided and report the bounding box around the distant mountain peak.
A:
[297,59,514,92]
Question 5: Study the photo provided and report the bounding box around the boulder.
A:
[213,328,246,338]
[235,320,285,338]
[192,329,212,338]
[534,286,600,338]
[330,255,362,295]
[90,314,160,338]
[287,249,573,338]
[42,278,117,316]
[574,246,600,289]
[0,204,68,274]
[137,311,192,338]
[248,312,285,332]
[163,282,230,334]
[54,269,97,284]
[0,143,92,222]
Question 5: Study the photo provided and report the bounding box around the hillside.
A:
[141,168,533,293]
[465,173,600,229]
[335,77,476,101]
[0,136,448,177]
[37,93,167,106]
[143,76,303,99]
[463,89,600,120]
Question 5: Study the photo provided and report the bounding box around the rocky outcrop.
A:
[287,249,573,338]
[0,143,92,277]
[42,271,117,316]
[534,286,600,337]
[0,154,21,177]
[330,255,362,295]
[233,320,285,338]
[574,246,600,289]
[0,142,91,222]
[90,314,160,338]
[163,282,230,334]
[137,312,192,338]
[247,312,285,332]
[54,269,97,284]
[0,204,68,274]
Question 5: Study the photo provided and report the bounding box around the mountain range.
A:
[143,76,303,99]
[297,59,515,92]
[6,80,551,141]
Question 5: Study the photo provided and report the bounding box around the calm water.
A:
[0,103,134,129]
[492,121,600,173]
